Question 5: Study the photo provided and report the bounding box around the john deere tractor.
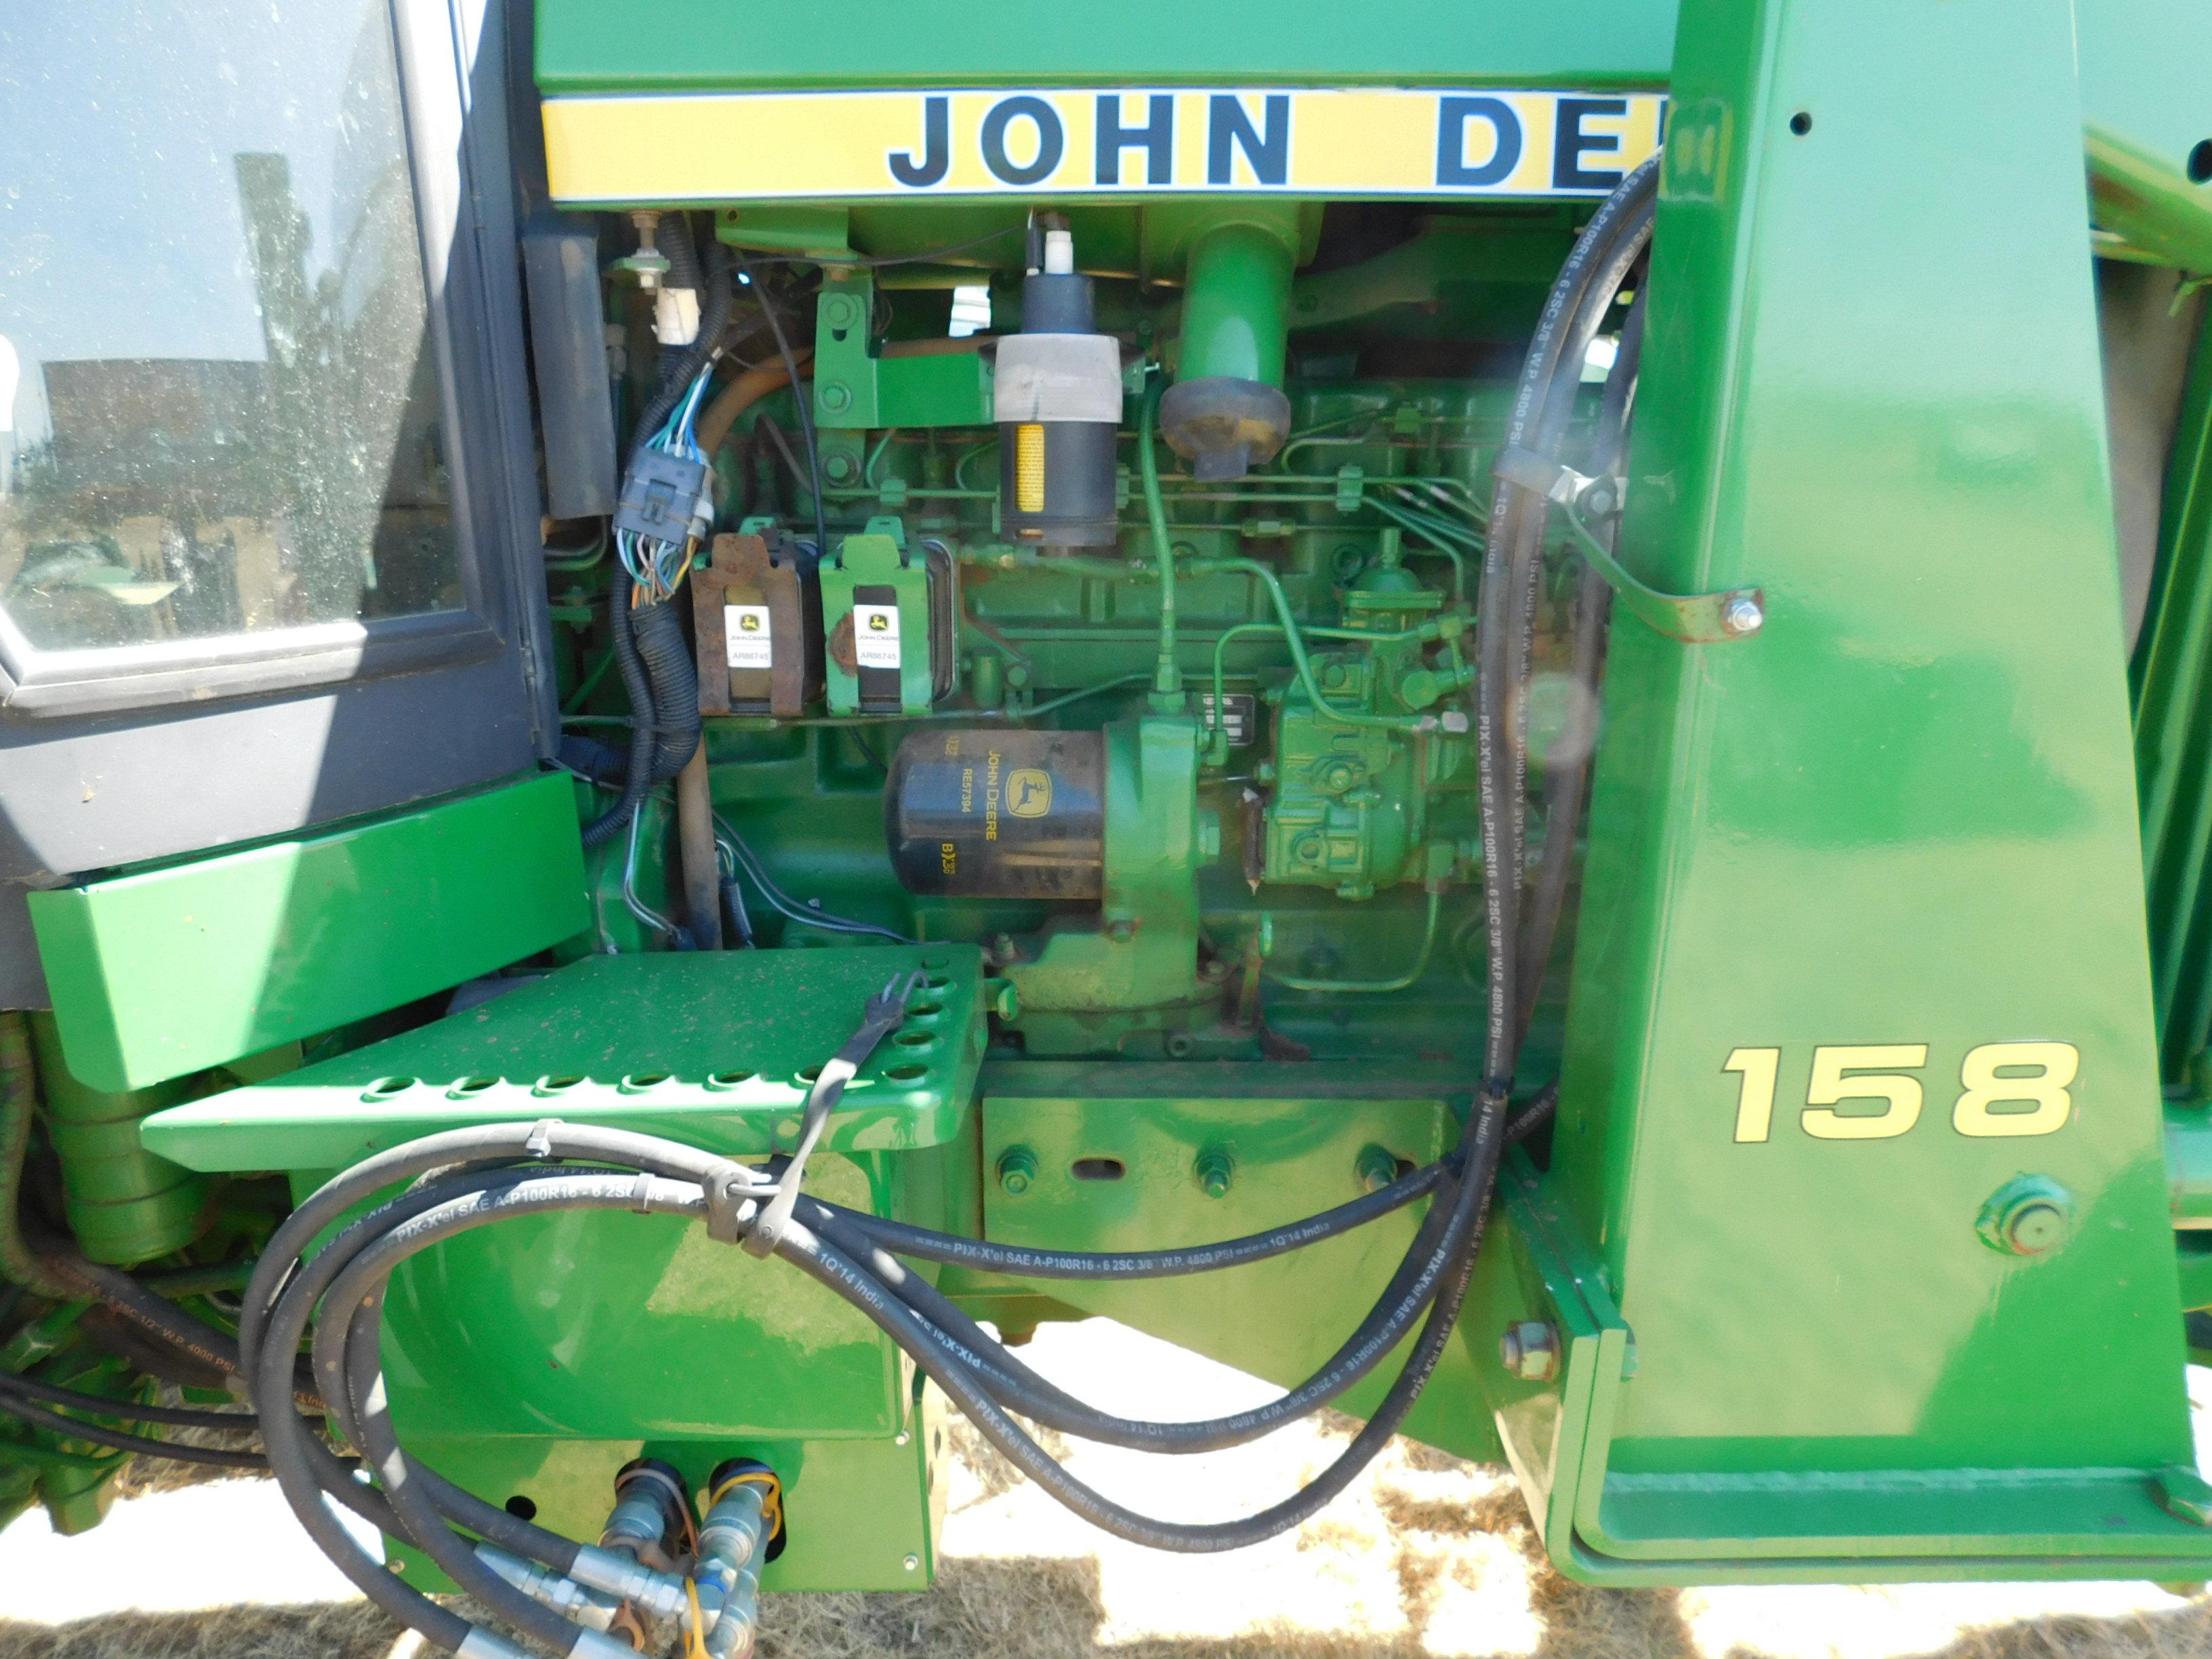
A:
[2,0,2211,1652]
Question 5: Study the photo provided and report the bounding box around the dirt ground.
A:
[2,1322,2209,1659]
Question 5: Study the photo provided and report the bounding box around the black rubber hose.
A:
[1497,224,1653,1033]
[1477,157,1658,1092]
[630,594,700,783]
[249,1200,581,1656]
[657,211,702,293]
[557,733,631,789]
[295,1176,713,1654]
[52,1254,245,1380]
[241,1084,1501,1589]
[0,1370,264,1429]
[282,1149,1483,1556]
[813,1165,1468,1452]
[245,1122,1471,1563]
[1515,285,1645,1038]
[736,255,830,561]
[580,589,655,848]
[0,1381,265,1469]
[777,1088,1510,1553]
[251,1171,600,1573]
[247,1313,476,1657]
[812,1153,1450,1279]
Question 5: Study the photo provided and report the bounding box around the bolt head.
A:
[2005,1200,2067,1254]
[1355,1145,1399,1193]
[1721,594,1764,636]
[996,1145,1038,1195]
[903,1554,920,1572]
[1977,1174,2075,1256]
[820,381,854,413]
[1499,1319,1560,1382]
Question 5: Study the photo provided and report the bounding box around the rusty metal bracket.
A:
[1494,444,1763,644]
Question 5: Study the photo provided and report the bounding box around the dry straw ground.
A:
[3,1322,2209,1659]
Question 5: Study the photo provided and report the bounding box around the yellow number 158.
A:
[1722,1042,2078,1143]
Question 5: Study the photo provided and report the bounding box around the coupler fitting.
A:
[694,1459,783,1659]
[601,1457,690,1572]
[471,1543,622,1633]
[567,1456,697,1637]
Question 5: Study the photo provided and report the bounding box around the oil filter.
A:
[886,729,1104,899]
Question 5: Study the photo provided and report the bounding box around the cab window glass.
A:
[0,1,461,657]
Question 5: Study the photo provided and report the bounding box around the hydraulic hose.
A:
[0,1370,262,1429]
[1516,286,1645,1038]
[1475,155,1658,1094]
[0,1381,267,1471]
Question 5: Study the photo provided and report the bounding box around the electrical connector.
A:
[615,451,712,548]
[654,286,701,346]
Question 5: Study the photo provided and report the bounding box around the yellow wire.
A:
[684,1577,708,1659]
[705,1469,783,1540]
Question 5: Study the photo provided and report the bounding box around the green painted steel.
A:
[1168,220,1299,388]
[27,773,590,1094]
[2133,305,2212,1080]
[395,1412,947,1594]
[533,1,1680,94]
[811,269,994,431]
[1001,715,1218,1043]
[970,1060,1502,1462]
[14,0,2212,1597]
[1483,0,2202,1578]
[374,1147,951,1589]
[819,531,940,714]
[140,946,986,1172]
[28,1016,205,1267]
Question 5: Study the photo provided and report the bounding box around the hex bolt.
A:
[2005,1201,2068,1254]
[996,1145,1038,1195]
[1720,594,1765,636]
[822,293,863,329]
[822,450,857,482]
[1355,1144,1400,1193]
[1976,1174,2075,1256]
[1498,1319,1561,1382]
[820,381,854,414]
[1194,1147,1235,1199]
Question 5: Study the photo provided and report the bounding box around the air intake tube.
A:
[1159,213,1298,481]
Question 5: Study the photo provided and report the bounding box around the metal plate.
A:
[142,944,984,1171]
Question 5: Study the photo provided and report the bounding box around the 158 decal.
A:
[1722,1042,2078,1143]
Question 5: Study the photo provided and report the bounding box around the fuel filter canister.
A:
[885,729,1104,899]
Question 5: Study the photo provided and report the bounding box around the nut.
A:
[1720,594,1764,636]
[1498,1319,1561,1382]
[995,1145,1038,1195]
[1194,1147,1235,1199]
